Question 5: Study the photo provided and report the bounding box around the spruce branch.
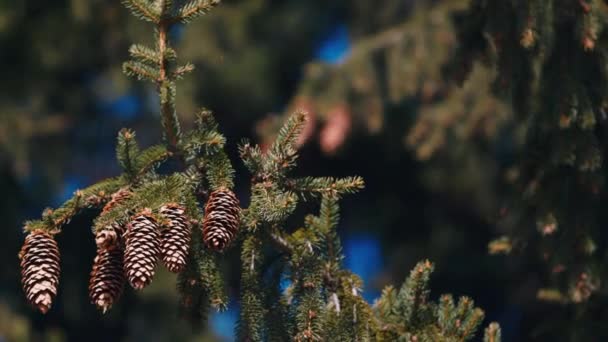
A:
[205,150,235,190]
[248,183,298,224]
[195,232,228,311]
[180,108,227,161]
[398,260,434,327]
[175,0,222,24]
[159,0,174,17]
[122,60,161,82]
[290,239,325,341]
[135,144,172,178]
[116,129,141,181]
[239,140,264,175]
[288,176,365,199]
[181,131,226,160]
[172,63,196,80]
[122,0,161,23]
[267,224,293,254]
[178,233,210,326]
[128,44,177,65]
[24,177,124,233]
[237,233,266,341]
[271,110,307,155]
[372,260,491,341]
[265,263,291,342]
[267,111,307,173]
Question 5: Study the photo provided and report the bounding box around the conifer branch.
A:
[178,232,211,325]
[172,63,195,80]
[116,129,140,182]
[157,20,182,151]
[18,4,498,340]
[239,141,264,175]
[122,61,161,82]
[196,234,228,311]
[24,177,124,233]
[175,0,222,24]
[128,44,177,65]
[288,176,365,199]
[399,260,433,326]
[135,145,172,178]
[237,233,266,341]
[206,151,235,190]
[122,0,161,23]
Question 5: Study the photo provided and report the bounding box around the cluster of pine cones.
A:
[19,187,240,314]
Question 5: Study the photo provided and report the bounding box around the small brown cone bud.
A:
[102,188,133,214]
[19,230,60,314]
[95,222,125,251]
[124,211,160,290]
[160,204,191,273]
[203,188,240,252]
[96,188,132,250]
[89,247,125,313]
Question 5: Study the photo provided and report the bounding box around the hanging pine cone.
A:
[160,204,191,273]
[19,230,60,314]
[124,210,160,290]
[202,187,240,252]
[89,247,125,313]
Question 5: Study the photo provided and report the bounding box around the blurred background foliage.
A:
[0,0,551,341]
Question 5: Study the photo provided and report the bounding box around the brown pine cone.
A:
[19,230,61,314]
[160,204,191,273]
[202,187,240,252]
[124,211,160,290]
[89,247,125,313]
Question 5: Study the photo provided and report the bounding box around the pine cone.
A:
[95,222,125,251]
[203,188,240,252]
[160,204,191,273]
[124,211,160,290]
[89,247,125,313]
[19,230,60,314]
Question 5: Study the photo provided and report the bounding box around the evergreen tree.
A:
[271,0,608,340]
[16,1,498,340]
[449,1,608,339]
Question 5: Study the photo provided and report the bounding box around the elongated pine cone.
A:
[160,204,191,273]
[124,212,160,290]
[203,188,240,252]
[89,247,125,313]
[19,230,60,314]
